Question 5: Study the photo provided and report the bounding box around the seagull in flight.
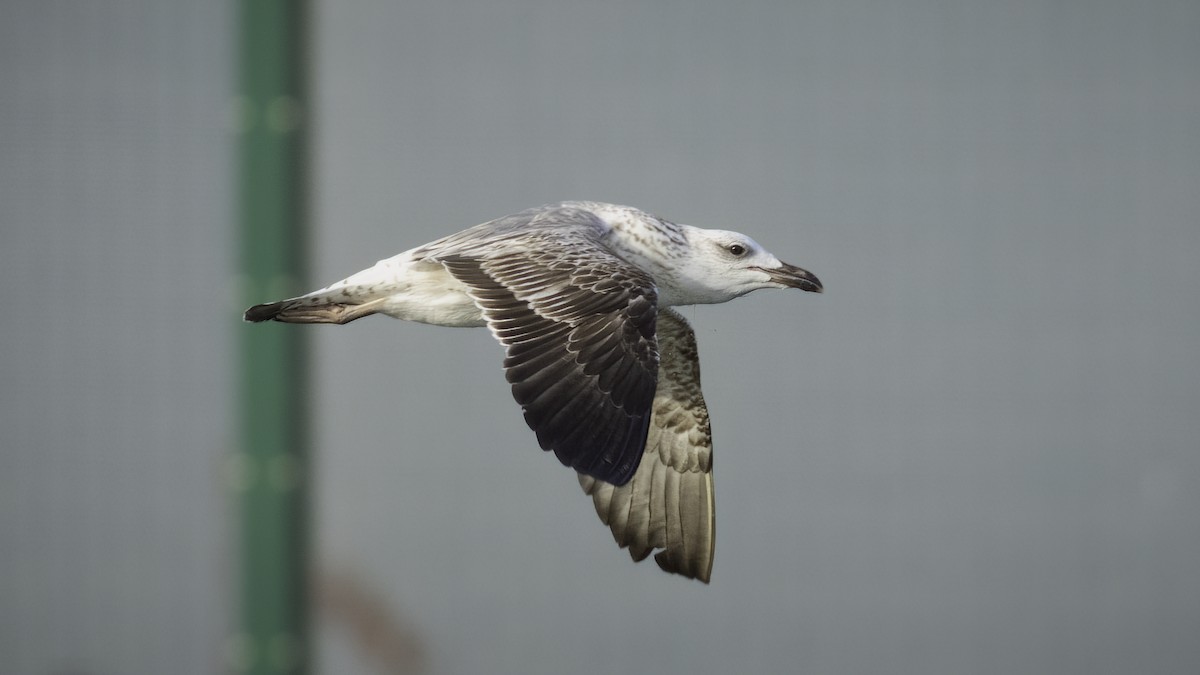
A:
[245,201,823,582]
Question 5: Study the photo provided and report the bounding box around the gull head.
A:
[662,226,823,306]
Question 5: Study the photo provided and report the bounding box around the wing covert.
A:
[441,232,659,486]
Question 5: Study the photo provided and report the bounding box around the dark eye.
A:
[728,243,747,256]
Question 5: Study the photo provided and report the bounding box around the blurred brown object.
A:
[315,567,427,674]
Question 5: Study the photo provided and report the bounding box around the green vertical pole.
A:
[234,1,309,673]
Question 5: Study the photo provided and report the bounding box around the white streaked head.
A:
[655,225,823,306]
[576,202,822,307]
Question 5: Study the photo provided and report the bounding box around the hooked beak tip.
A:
[766,263,823,293]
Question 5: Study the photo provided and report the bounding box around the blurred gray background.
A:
[2,1,1198,674]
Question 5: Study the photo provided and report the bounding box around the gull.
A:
[244,201,823,582]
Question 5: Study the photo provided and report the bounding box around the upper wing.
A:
[439,229,659,486]
[578,309,715,582]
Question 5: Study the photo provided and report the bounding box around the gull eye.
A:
[728,243,747,257]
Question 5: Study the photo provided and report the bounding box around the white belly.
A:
[378,261,486,327]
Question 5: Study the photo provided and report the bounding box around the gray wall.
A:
[309,1,1199,674]
[1,1,1197,674]
[0,1,233,674]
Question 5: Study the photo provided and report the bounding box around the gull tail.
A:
[244,254,414,324]
[243,292,389,324]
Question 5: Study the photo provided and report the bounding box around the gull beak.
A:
[764,262,823,293]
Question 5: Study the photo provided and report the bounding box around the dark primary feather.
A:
[440,239,660,486]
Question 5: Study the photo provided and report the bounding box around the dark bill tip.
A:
[765,262,823,293]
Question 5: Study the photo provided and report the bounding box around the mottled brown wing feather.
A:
[578,309,715,582]
[440,244,659,486]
